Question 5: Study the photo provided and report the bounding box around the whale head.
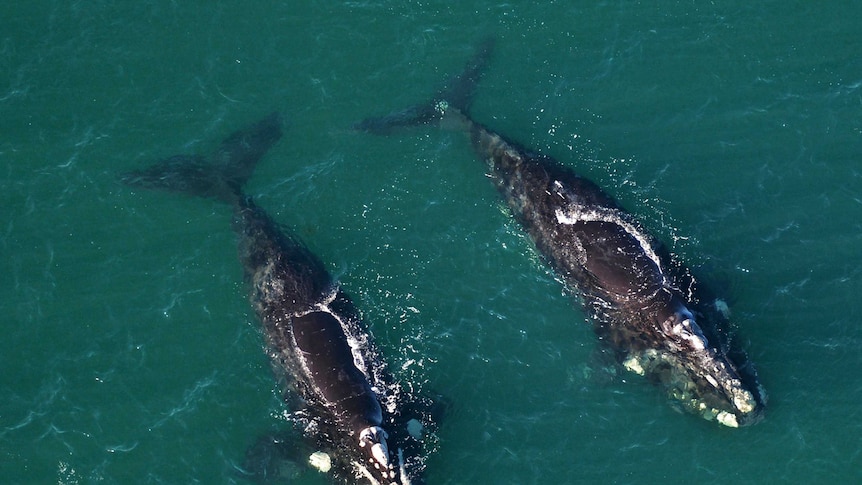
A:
[616,302,765,427]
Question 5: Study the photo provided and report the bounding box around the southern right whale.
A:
[357,40,766,427]
[122,113,432,483]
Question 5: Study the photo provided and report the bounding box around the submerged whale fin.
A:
[121,112,283,203]
[238,428,312,483]
[354,38,495,134]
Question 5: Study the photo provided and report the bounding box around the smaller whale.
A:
[122,112,432,483]
[357,40,766,427]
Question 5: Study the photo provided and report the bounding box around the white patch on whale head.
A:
[359,426,391,471]
[679,318,707,350]
[659,308,708,351]
[716,411,739,428]
[622,354,646,375]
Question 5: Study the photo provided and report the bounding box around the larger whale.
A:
[357,40,766,427]
[122,113,431,483]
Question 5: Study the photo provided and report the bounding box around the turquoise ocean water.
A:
[3,2,862,483]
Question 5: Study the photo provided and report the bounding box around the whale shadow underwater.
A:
[356,39,766,428]
[122,113,435,484]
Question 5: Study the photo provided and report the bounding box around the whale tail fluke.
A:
[354,38,495,134]
[121,111,284,204]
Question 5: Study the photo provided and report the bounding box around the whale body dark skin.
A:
[123,113,428,483]
[357,41,766,427]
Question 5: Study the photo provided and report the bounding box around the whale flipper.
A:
[239,429,310,483]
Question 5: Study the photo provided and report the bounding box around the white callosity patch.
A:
[716,412,739,428]
[622,353,647,375]
[660,309,708,351]
[308,451,332,473]
[360,426,395,478]
[678,318,707,350]
[730,386,757,414]
[621,348,748,428]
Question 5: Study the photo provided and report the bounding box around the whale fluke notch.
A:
[120,112,283,203]
[354,37,495,135]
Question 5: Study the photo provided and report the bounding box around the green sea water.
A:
[3,1,862,483]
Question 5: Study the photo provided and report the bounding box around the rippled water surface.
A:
[3,2,862,483]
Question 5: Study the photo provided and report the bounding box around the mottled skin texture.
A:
[357,46,764,427]
[234,197,421,483]
[357,37,765,425]
[459,110,763,425]
[234,198,384,431]
[468,121,682,327]
[123,113,427,484]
